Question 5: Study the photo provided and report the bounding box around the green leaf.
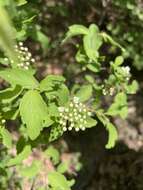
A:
[44,146,60,165]
[107,92,128,119]
[0,127,12,148]
[84,117,97,128]
[114,56,124,66]
[63,24,88,42]
[0,68,39,89]
[20,160,41,178]
[48,103,59,117]
[85,75,94,83]
[105,122,118,149]
[40,75,65,92]
[96,110,118,149]
[83,24,102,61]
[49,124,63,142]
[36,30,50,52]
[0,85,22,104]
[75,85,92,102]
[126,80,139,94]
[57,162,68,174]
[17,0,27,6]
[19,90,49,140]
[101,32,125,52]
[87,63,100,72]
[2,108,19,120]
[57,84,70,106]
[48,171,71,190]
[7,145,31,166]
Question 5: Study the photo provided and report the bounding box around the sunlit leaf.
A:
[20,90,49,140]
[0,68,39,89]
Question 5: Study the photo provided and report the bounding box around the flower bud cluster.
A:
[121,66,131,81]
[58,97,92,132]
[4,42,35,70]
[102,87,115,96]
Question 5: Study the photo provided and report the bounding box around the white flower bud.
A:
[69,113,73,117]
[62,122,66,126]
[75,128,79,132]
[73,96,79,103]
[24,47,28,51]
[74,112,78,116]
[78,115,81,118]
[80,118,84,122]
[19,42,23,46]
[25,62,30,66]
[63,127,67,131]
[69,118,73,122]
[24,66,29,70]
[58,107,65,112]
[71,123,74,127]
[68,126,72,131]
[83,115,86,119]
[4,58,8,61]
[60,113,63,116]
[70,103,73,107]
[31,58,35,62]
[87,112,92,116]
[64,116,68,120]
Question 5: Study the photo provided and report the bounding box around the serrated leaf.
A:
[0,127,12,148]
[0,68,39,89]
[20,90,49,140]
[48,171,71,190]
[7,145,31,166]
[83,24,102,61]
[76,85,92,102]
[63,24,88,42]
